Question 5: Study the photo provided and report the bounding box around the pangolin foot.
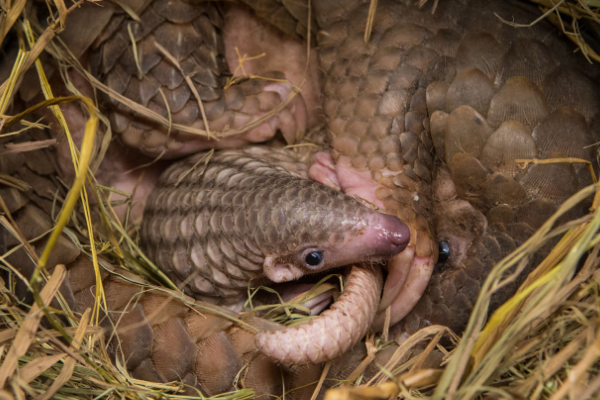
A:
[119,72,307,158]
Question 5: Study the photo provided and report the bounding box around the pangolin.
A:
[1,0,599,398]
[140,146,409,364]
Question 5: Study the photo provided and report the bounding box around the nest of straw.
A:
[1,0,600,399]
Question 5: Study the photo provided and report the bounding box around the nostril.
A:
[380,214,410,250]
[391,231,409,248]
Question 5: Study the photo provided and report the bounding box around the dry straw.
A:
[1,0,600,399]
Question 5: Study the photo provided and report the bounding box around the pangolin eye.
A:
[438,241,450,265]
[305,251,324,267]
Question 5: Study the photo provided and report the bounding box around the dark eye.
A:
[437,241,450,265]
[305,251,324,266]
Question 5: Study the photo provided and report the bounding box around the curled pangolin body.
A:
[2,0,600,397]
[84,0,229,153]
[140,146,388,304]
[53,0,305,157]
[313,0,599,335]
[140,146,409,365]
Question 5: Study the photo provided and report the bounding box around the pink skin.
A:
[223,4,322,128]
[310,151,436,332]
[309,152,341,190]
[309,153,384,208]
[263,212,409,284]
[378,247,414,311]
[371,255,435,330]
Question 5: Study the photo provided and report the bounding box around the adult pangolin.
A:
[1,0,599,397]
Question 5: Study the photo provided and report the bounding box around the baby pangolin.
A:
[140,146,410,364]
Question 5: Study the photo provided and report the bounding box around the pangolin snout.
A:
[368,213,411,256]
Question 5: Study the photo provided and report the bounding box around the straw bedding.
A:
[1,1,600,399]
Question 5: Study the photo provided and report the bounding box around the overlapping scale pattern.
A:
[86,0,230,154]
[3,0,600,397]
[85,0,299,157]
[313,0,600,337]
[140,147,370,305]
[0,128,396,397]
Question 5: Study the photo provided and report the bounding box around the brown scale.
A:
[87,0,228,155]
[2,0,600,398]
[54,0,302,157]
[0,129,415,398]
[313,0,600,338]
[140,146,372,304]
[0,131,276,396]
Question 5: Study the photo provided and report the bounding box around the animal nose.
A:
[379,214,410,252]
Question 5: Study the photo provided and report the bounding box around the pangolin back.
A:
[141,147,377,304]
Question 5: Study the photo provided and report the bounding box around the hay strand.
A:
[1,1,600,399]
